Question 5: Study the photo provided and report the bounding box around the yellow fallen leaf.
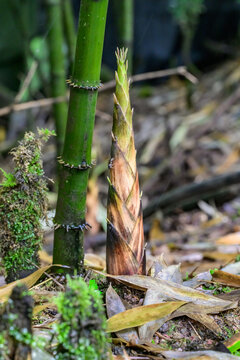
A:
[107,301,185,333]
[212,270,240,288]
[216,149,239,174]
[0,265,66,303]
[149,219,165,242]
[84,253,106,270]
[203,252,237,262]
[39,250,52,264]
[33,302,56,315]
[217,232,240,245]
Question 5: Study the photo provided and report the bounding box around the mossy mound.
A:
[53,276,108,360]
[0,129,54,282]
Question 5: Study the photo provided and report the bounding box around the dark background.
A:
[0,0,240,93]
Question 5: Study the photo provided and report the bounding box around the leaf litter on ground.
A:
[102,255,238,351]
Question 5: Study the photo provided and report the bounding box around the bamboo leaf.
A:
[212,269,240,288]
[161,350,239,359]
[106,284,139,343]
[107,301,186,333]
[0,265,66,303]
[104,273,235,306]
[33,302,56,316]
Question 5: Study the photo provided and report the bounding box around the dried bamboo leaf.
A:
[161,350,239,359]
[107,300,186,333]
[106,285,139,344]
[187,313,222,335]
[212,270,240,288]
[105,274,236,307]
[0,265,66,303]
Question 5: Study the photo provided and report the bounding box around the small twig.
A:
[155,331,171,341]
[30,277,52,290]
[0,96,67,117]
[0,93,111,121]
[28,261,65,291]
[0,67,197,119]
[84,269,92,281]
[15,60,38,103]
[188,320,202,340]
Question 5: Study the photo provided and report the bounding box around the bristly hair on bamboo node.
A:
[66,78,102,91]
[57,156,95,170]
[53,222,92,232]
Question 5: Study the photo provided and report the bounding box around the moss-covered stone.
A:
[53,275,108,360]
[0,129,54,282]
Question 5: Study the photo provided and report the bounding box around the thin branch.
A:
[100,66,198,92]
[0,67,198,117]
[0,96,67,117]
[15,60,38,103]
[143,171,240,218]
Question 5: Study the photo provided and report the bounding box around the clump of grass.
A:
[0,129,54,282]
[52,275,108,360]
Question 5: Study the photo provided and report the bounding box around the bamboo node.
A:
[58,156,94,170]
[66,78,102,90]
[54,222,92,232]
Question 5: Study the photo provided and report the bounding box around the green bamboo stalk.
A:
[53,0,109,272]
[61,0,76,73]
[113,0,134,74]
[46,0,68,154]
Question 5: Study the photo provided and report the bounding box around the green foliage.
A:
[0,168,16,187]
[0,129,52,282]
[170,0,204,32]
[229,340,240,356]
[0,284,46,359]
[236,254,240,262]
[53,275,108,360]
[210,268,218,275]
[170,0,204,67]
[138,86,153,98]
[0,333,8,360]
[202,282,233,296]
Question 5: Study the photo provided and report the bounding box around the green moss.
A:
[0,284,47,359]
[53,275,108,360]
[0,129,55,282]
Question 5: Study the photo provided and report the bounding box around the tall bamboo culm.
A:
[113,0,134,74]
[61,0,76,72]
[53,0,109,272]
[106,49,145,275]
[46,0,68,155]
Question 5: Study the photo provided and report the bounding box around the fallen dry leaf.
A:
[105,273,235,307]
[217,232,240,245]
[161,350,239,359]
[39,250,53,264]
[99,270,237,342]
[187,313,222,334]
[106,284,139,344]
[33,302,56,316]
[84,253,106,270]
[107,300,185,333]
[212,269,240,288]
[203,252,237,262]
[0,265,67,303]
